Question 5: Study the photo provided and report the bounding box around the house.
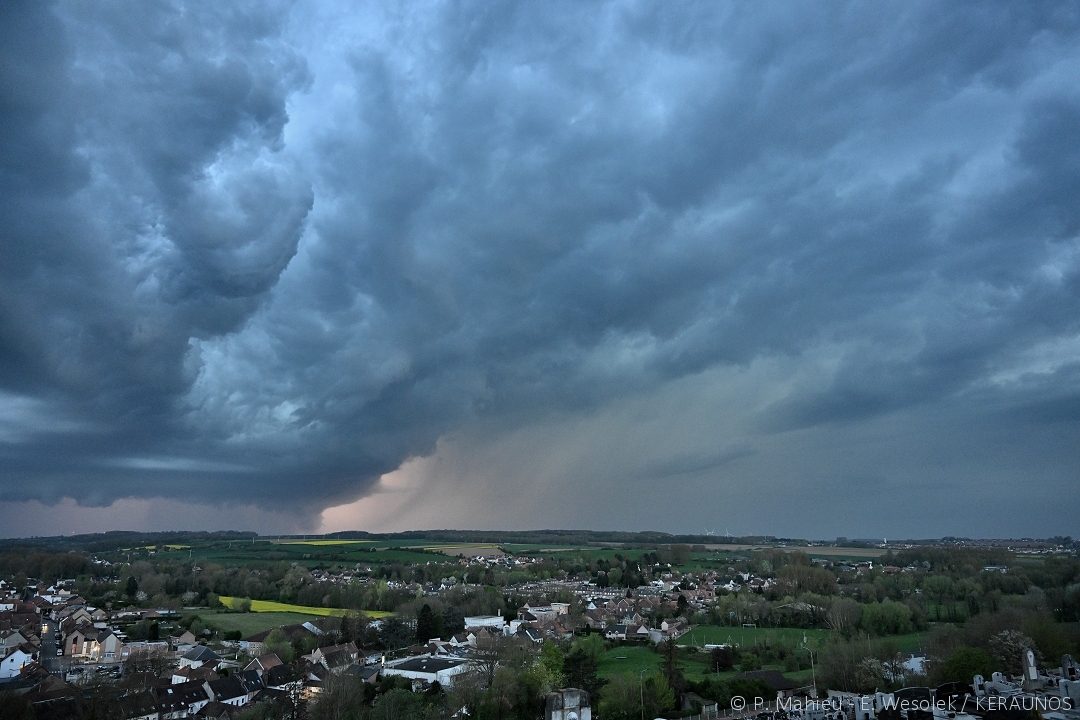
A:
[734,670,797,698]
[152,679,213,718]
[381,657,472,688]
[172,665,220,685]
[344,665,379,684]
[603,625,627,640]
[307,642,358,673]
[682,691,718,715]
[0,646,35,679]
[0,629,28,657]
[660,618,684,633]
[515,626,544,643]
[171,630,198,650]
[196,701,241,719]
[464,615,505,629]
[240,623,317,656]
[264,663,301,692]
[65,626,95,656]
[207,676,252,706]
[180,645,221,669]
[244,653,283,675]
[89,628,124,661]
[114,692,160,720]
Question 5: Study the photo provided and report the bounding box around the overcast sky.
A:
[1,1,1078,539]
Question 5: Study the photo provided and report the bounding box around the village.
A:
[1,534,1078,719]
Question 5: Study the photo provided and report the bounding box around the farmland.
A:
[218,596,394,618]
[204,610,318,636]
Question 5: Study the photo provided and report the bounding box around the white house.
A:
[179,645,220,668]
[0,647,34,679]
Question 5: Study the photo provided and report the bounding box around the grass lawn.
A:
[597,644,816,686]
[218,596,393,618]
[204,611,317,636]
[597,645,662,679]
[678,626,830,650]
[883,631,931,654]
[678,626,931,656]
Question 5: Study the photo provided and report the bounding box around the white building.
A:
[382,657,472,687]
[464,615,505,629]
[0,647,34,679]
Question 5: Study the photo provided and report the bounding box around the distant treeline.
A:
[0,549,92,582]
[0,530,257,554]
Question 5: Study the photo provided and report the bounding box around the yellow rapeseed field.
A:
[219,596,393,618]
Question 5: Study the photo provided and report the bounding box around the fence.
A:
[677,699,780,720]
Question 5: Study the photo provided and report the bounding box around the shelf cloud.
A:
[1,1,1079,536]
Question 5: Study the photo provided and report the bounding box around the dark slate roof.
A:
[182,645,220,662]
[265,664,298,688]
[153,680,211,711]
[208,675,247,702]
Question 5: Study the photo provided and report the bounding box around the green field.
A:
[597,644,815,685]
[205,611,318,636]
[598,645,662,679]
[278,540,375,547]
[678,626,931,655]
[218,596,393,618]
[678,626,830,650]
[502,545,647,563]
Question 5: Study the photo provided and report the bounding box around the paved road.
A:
[39,618,64,676]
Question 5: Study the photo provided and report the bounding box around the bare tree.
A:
[826,598,862,636]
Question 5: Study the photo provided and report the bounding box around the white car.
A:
[57,648,63,655]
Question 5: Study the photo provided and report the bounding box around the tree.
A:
[826,598,862,636]
[125,576,139,598]
[564,647,605,696]
[988,630,1039,676]
[416,603,438,642]
[599,672,675,720]
[860,600,914,636]
[711,645,735,671]
[263,629,295,663]
[337,613,353,644]
[540,642,564,685]
[659,641,686,695]
[942,647,995,683]
[739,652,762,671]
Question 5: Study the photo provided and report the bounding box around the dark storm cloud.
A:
[2,1,1079,529]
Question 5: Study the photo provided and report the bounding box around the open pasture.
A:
[678,626,830,650]
[204,610,316,636]
[421,544,505,557]
[218,596,393,618]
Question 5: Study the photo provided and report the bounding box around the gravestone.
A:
[1062,655,1079,682]
[545,688,592,720]
[1021,648,1040,692]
